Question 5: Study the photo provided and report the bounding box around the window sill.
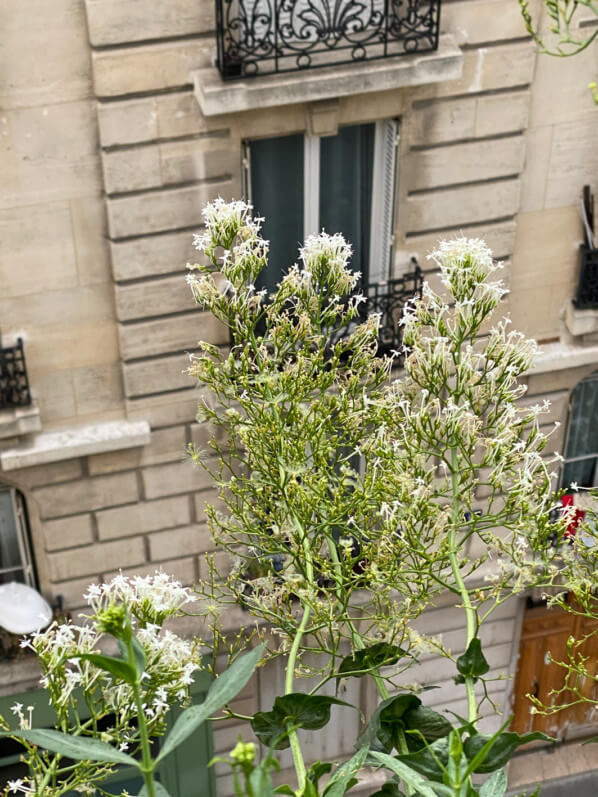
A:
[0,420,151,471]
[0,402,42,440]
[527,337,598,376]
[563,299,598,341]
[191,34,463,117]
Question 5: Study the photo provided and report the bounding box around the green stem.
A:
[285,529,313,793]
[449,447,477,726]
[395,728,414,797]
[326,539,390,700]
[126,632,156,797]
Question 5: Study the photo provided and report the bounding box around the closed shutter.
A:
[368,119,399,285]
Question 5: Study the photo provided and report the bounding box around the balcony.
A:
[214,0,441,80]
[235,263,423,362]
[0,338,31,411]
[338,264,423,361]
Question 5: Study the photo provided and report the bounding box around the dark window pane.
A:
[564,375,598,487]
[319,124,375,282]
[0,491,23,578]
[250,134,304,295]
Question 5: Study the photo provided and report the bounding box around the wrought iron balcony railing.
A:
[0,338,32,410]
[336,264,423,361]
[574,244,598,311]
[215,0,441,79]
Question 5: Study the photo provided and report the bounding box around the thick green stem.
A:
[449,447,477,726]
[285,530,313,793]
[126,633,156,797]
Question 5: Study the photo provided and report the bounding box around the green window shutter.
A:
[248,133,304,294]
[562,372,598,488]
[319,123,376,282]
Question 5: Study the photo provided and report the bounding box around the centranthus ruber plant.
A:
[1,573,262,797]
[187,199,568,797]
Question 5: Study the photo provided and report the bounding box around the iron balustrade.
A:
[0,338,32,410]
[574,244,598,310]
[215,0,441,79]
[336,264,423,361]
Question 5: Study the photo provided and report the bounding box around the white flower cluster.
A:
[299,231,357,294]
[84,571,196,625]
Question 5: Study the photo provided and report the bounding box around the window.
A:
[243,120,399,292]
[0,486,36,587]
[561,372,598,490]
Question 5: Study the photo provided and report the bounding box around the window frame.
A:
[242,118,400,286]
[0,485,36,588]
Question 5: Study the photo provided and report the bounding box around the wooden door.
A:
[512,601,598,738]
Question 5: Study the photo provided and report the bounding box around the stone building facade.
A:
[1,0,598,793]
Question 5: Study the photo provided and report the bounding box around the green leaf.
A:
[323,746,369,797]
[274,787,295,796]
[131,635,147,678]
[394,737,449,781]
[403,707,454,745]
[455,639,490,684]
[357,694,421,753]
[156,643,264,764]
[369,783,405,797]
[337,644,410,680]
[138,783,172,797]
[463,731,552,773]
[479,769,507,797]
[77,653,137,685]
[368,751,446,797]
[252,694,354,750]
[1,729,137,766]
[139,780,170,797]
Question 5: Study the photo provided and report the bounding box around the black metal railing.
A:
[575,185,598,309]
[0,338,32,410]
[215,0,441,79]
[574,245,598,310]
[336,264,423,361]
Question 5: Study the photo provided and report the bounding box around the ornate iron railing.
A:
[573,245,598,310]
[0,338,32,410]
[336,263,423,361]
[215,0,441,79]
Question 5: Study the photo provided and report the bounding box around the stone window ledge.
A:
[0,402,42,441]
[528,338,598,376]
[563,299,598,342]
[0,420,151,472]
[191,34,463,117]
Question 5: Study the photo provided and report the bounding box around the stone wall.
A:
[1,0,598,791]
[0,0,122,429]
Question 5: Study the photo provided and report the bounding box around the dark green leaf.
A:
[358,694,421,753]
[337,644,409,680]
[156,643,264,763]
[252,694,353,750]
[403,707,454,745]
[367,751,443,797]
[307,761,333,786]
[131,635,147,678]
[369,782,405,797]
[394,737,449,782]
[324,746,369,797]
[1,729,137,766]
[455,639,490,683]
[274,787,295,796]
[138,783,172,797]
[77,653,137,685]
[463,731,552,773]
[479,769,507,797]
